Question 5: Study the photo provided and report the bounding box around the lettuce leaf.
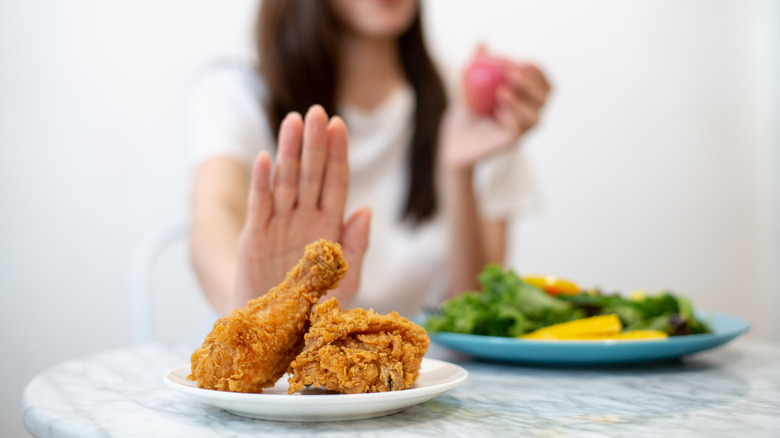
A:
[425,265,711,337]
[425,265,583,337]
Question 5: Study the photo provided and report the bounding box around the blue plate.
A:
[428,312,749,365]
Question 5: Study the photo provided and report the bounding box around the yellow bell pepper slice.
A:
[522,275,580,296]
[520,314,622,340]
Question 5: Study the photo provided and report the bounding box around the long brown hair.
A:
[255,0,447,223]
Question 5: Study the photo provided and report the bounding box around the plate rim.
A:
[164,357,468,405]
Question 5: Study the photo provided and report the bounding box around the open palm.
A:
[235,105,371,306]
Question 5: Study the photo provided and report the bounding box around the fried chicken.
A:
[188,239,347,393]
[288,297,430,394]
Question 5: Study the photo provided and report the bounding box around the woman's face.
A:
[329,0,419,39]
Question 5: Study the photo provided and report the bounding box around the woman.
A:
[188,0,551,317]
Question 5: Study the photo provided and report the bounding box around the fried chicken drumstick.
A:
[288,297,430,394]
[188,239,347,393]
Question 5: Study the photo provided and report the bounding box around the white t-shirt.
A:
[187,64,536,317]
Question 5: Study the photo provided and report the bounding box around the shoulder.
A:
[185,61,271,135]
[185,62,274,168]
[188,62,268,110]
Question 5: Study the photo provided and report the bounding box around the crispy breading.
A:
[288,297,430,394]
[188,239,347,393]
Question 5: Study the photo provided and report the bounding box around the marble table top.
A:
[22,339,780,437]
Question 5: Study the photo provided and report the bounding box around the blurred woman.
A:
[188,0,550,317]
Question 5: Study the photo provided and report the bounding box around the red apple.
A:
[463,54,509,116]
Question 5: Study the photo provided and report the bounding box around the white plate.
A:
[164,358,468,422]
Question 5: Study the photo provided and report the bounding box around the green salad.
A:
[424,264,711,337]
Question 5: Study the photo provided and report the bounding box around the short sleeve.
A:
[473,144,540,220]
[185,66,272,169]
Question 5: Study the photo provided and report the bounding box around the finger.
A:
[337,207,372,302]
[273,112,303,216]
[505,68,547,109]
[320,116,350,215]
[298,105,329,210]
[341,207,371,260]
[515,62,550,91]
[246,151,273,230]
[517,63,551,93]
[496,85,538,134]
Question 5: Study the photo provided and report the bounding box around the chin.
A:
[331,0,419,39]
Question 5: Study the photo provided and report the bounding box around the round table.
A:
[22,339,780,437]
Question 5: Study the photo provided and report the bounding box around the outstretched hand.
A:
[234,105,371,307]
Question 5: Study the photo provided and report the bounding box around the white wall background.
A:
[1,1,776,436]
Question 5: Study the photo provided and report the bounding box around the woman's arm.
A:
[482,220,507,265]
[190,156,250,316]
[439,166,506,298]
[438,58,550,299]
[439,165,508,299]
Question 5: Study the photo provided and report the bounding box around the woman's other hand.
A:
[437,54,550,296]
[440,54,551,169]
[235,105,371,308]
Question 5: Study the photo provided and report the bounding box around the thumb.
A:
[326,207,371,305]
[341,207,371,263]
